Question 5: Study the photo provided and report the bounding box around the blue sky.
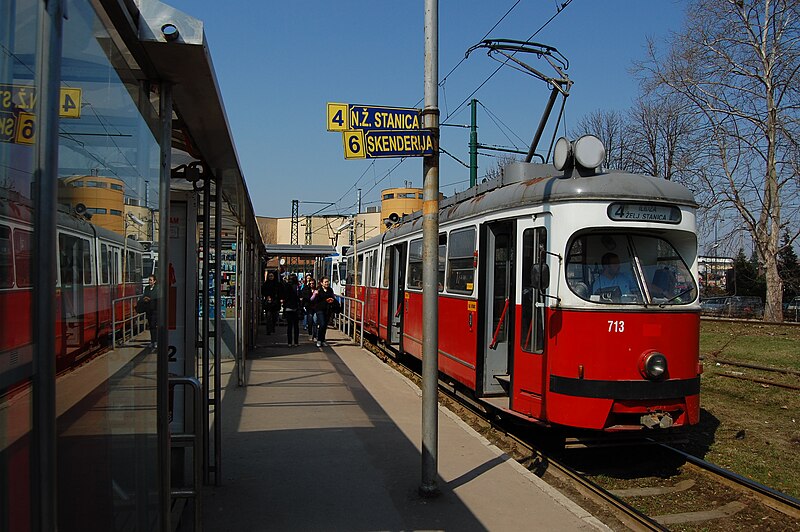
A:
[165,0,687,218]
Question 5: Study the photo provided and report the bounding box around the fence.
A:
[111,294,147,348]
[336,295,365,347]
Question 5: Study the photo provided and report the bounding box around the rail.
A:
[336,295,365,347]
[111,294,147,349]
[169,376,203,531]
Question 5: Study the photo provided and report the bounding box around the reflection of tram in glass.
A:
[344,136,702,432]
[1,197,143,395]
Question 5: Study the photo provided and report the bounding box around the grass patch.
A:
[681,320,800,498]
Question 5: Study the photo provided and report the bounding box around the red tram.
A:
[344,136,701,431]
[0,195,144,396]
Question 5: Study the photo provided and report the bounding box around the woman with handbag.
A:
[311,277,337,348]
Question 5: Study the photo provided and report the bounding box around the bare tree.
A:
[637,0,800,321]
[485,154,519,181]
[625,95,697,183]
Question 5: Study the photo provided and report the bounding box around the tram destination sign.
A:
[327,102,434,159]
[608,203,682,224]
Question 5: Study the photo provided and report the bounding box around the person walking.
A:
[301,277,318,340]
[311,277,338,348]
[261,271,280,335]
[281,274,301,346]
[142,274,159,349]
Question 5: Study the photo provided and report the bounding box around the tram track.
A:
[362,336,800,531]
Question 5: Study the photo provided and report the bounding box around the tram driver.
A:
[592,252,637,302]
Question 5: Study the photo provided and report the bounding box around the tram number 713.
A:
[608,320,625,333]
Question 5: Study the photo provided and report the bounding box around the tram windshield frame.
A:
[565,232,697,307]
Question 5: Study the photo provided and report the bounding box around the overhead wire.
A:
[333,0,572,212]
[444,0,574,122]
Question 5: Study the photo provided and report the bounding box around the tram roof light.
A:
[553,137,571,171]
[573,135,605,170]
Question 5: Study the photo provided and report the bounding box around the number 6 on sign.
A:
[343,130,365,159]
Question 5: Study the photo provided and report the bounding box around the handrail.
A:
[169,376,203,531]
[111,294,145,349]
[337,295,365,347]
[489,298,510,350]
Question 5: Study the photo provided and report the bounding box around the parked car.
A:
[700,297,728,316]
[700,296,764,319]
[786,296,800,322]
[726,296,764,318]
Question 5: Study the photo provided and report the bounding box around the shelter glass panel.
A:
[51,1,163,529]
[0,0,38,528]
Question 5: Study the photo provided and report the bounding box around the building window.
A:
[85,181,107,188]
[86,207,107,215]
[109,183,123,191]
[109,209,122,216]
[383,193,395,200]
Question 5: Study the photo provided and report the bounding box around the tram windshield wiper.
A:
[659,288,694,308]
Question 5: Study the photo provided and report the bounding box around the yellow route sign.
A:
[343,130,366,159]
[327,102,348,131]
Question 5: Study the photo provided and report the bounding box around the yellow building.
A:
[59,175,125,234]
[380,187,423,224]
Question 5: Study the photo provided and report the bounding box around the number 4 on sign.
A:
[343,130,365,159]
[327,102,348,131]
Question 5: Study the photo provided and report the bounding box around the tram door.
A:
[480,221,514,396]
[386,243,406,345]
[58,233,90,357]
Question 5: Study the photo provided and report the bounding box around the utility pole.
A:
[469,99,478,188]
[420,0,440,498]
[357,188,362,214]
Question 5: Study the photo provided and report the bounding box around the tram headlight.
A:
[639,352,668,381]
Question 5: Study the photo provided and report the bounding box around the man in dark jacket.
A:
[261,271,280,334]
[281,274,302,346]
[142,275,159,348]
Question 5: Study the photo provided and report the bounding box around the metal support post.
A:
[420,0,440,498]
[201,170,211,485]
[157,81,173,532]
[213,177,222,486]
[31,2,64,529]
[469,99,478,188]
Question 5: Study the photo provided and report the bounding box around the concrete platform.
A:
[202,326,608,531]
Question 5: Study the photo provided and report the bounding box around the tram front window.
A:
[566,234,697,306]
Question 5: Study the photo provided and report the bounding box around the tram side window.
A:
[382,248,391,288]
[0,225,13,288]
[438,233,446,292]
[13,229,32,287]
[100,244,110,284]
[447,228,475,294]
[371,251,378,287]
[59,233,91,285]
[521,228,547,353]
[407,238,423,289]
[357,253,365,286]
[346,256,354,285]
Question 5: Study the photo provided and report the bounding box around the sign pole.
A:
[420,0,440,498]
